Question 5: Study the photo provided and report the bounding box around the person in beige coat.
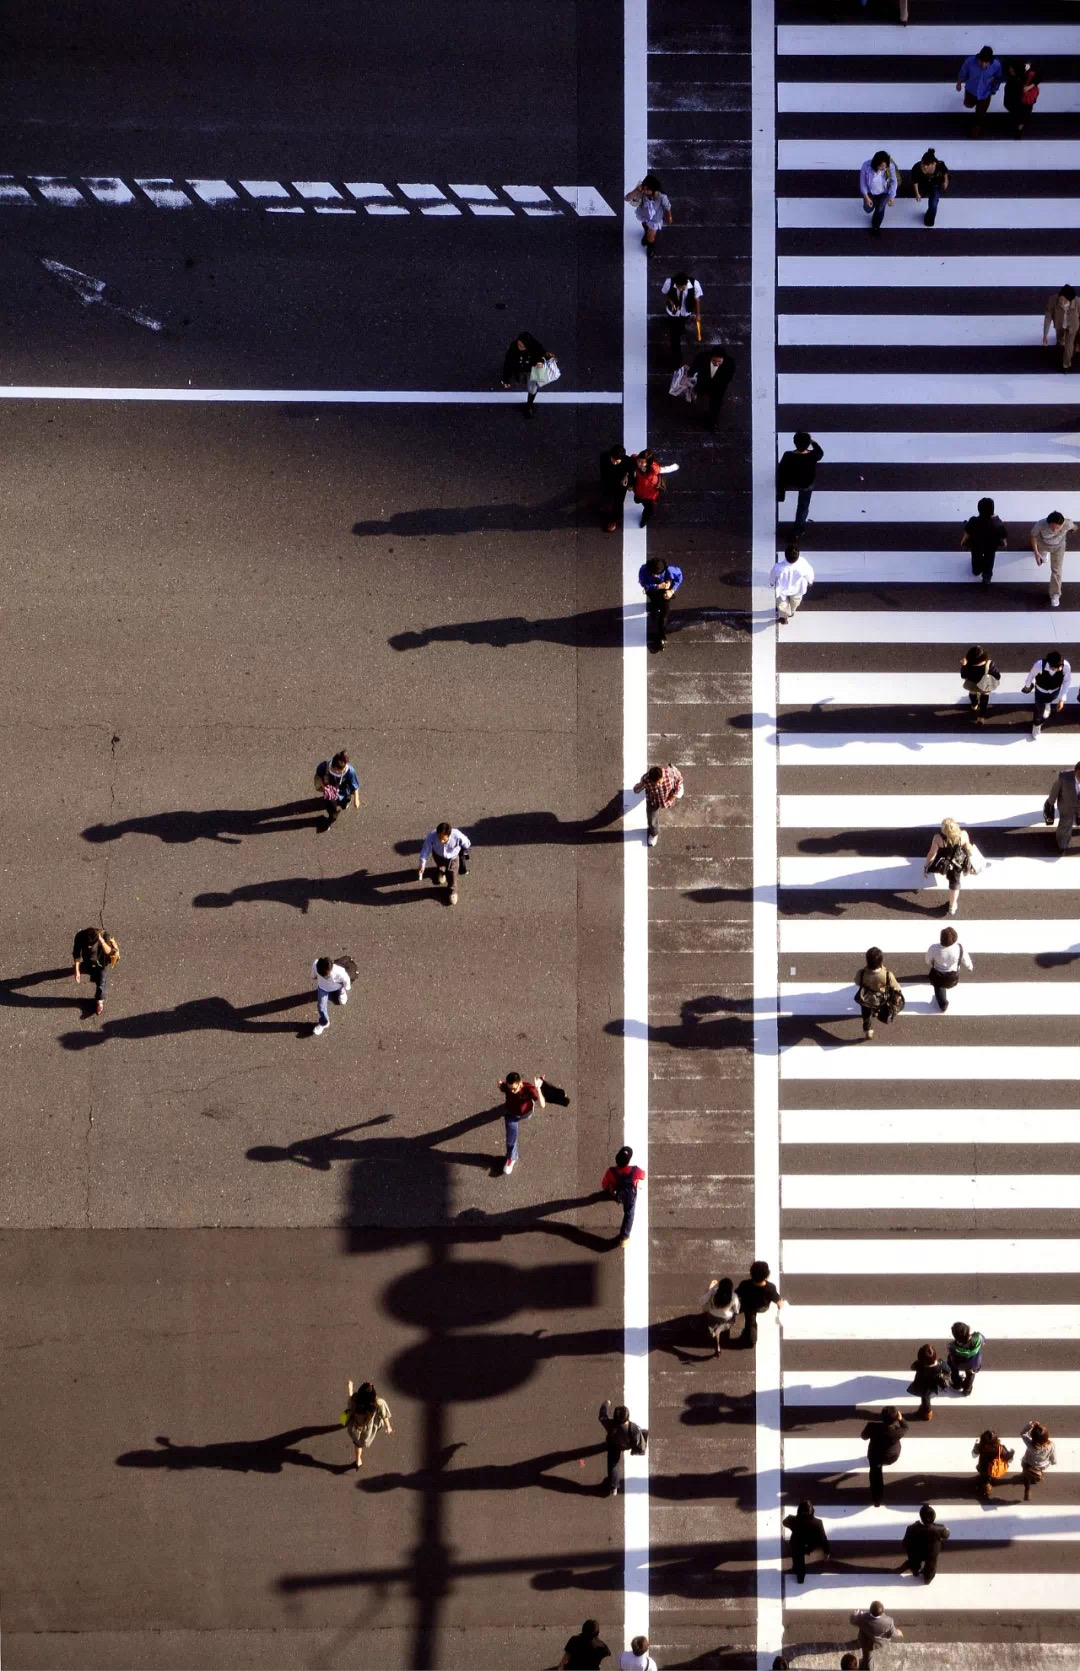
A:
[1044,286,1080,370]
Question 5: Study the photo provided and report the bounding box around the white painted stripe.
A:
[265,206,304,215]
[30,176,85,206]
[187,179,239,206]
[778,83,1080,115]
[779,139,1080,172]
[782,1045,1080,1081]
[784,1371,1080,1409]
[784,551,1076,586]
[753,0,783,1655]
[398,184,460,216]
[134,178,192,208]
[0,180,33,205]
[778,428,1080,463]
[780,981,1080,1018]
[786,491,1080,522]
[782,854,1080,889]
[449,183,513,216]
[781,196,1080,230]
[293,181,343,201]
[781,1109,1080,1146]
[313,206,356,216]
[344,183,407,215]
[783,1175,1076,1211]
[784,1574,1079,1612]
[778,735,1080,766]
[503,184,561,215]
[777,25,1080,54]
[83,177,136,205]
[0,387,621,405]
[780,920,1080,954]
[780,673,1048,706]
[816,1502,1080,1538]
[622,0,648,1645]
[780,255,1080,289]
[786,1436,1080,1474]
[554,186,617,216]
[782,370,1080,404]
[783,1238,1080,1273]
[786,612,1080,646]
[240,179,291,200]
[783,1305,1080,1340]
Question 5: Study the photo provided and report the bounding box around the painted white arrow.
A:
[41,257,163,332]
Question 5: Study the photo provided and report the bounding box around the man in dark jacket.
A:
[782,1499,830,1583]
[900,1503,950,1584]
[689,345,736,430]
[861,1407,908,1506]
[598,1400,643,1497]
[599,445,633,533]
[777,431,825,533]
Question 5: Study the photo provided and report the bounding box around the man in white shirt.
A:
[1030,511,1077,607]
[418,822,471,905]
[619,1636,659,1671]
[312,956,351,1037]
[1022,651,1072,738]
[926,927,973,1012]
[769,544,815,623]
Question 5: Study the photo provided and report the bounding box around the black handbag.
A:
[542,1081,570,1107]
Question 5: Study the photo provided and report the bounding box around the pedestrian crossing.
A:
[773,8,1080,1651]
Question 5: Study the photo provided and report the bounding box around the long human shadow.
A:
[389,606,689,653]
[57,990,316,1050]
[360,1440,610,1498]
[248,1108,509,1179]
[82,798,325,846]
[393,795,628,856]
[353,488,582,540]
[1,967,89,1012]
[193,867,435,914]
[607,999,755,1056]
[116,1425,351,1475]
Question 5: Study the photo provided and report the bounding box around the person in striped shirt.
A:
[633,763,684,848]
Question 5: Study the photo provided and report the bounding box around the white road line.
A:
[782,854,1080,889]
[779,255,1080,289]
[781,371,1080,404]
[781,1045,1080,1081]
[782,1109,1080,1144]
[0,174,614,215]
[783,1175,1078,1211]
[784,1372,1080,1409]
[134,178,192,208]
[781,196,1080,230]
[345,183,409,215]
[782,553,1075,585]
[84,176,137,205]
[554,186,617,217]
[784,1575,1080,1612]
[817,1503,1080,1537]
[774,427,1080,462]
[622,0,649,1646]
[779,675,1048,706]
[780,981,1080,1018]
[785,1436,1080,1474]
[785,612,1080,646]
[188,179,240,206]
[783,1304,1080,1340]
[503,185,561,215]
[779,139,1080,172]
[0,387,621,405]
[31,176,86,206]
[778,25,1080,53]
[783,1239,1080,1273]
[778,83,1080,115]
[753,0,783,1656]
[777,735,1080,766]
[780,920,1080,953]
[783,489,1080,520]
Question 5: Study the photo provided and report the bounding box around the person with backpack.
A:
[948,1321,984,1395]
[959,644,1001,722]
[861,1407,908,1507]
[854,946,903,1039]
[72,925,120,1017]
[314,750,360,831]
[960,498,1009,588]
[923,818,978,918]
[660,271,703,365]
[598,1400,646,1497]
[908,1343,948,1419]
[973,1429,1013,1499]
[601,1146,646,1246]
[1022,650,1072,739]
[1004,60,1039,138]
[925,928,973,1014]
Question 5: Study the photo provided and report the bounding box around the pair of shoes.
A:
[503,1156,516,1175]
[948,901,958,916]
[1051,596,1061,608]
[936,999,947,1012]
[313,1023,327,1037]
[337,990,348,1006]
[647,832,659,847]
[448,889,458,905]
[922,1409,935,1420]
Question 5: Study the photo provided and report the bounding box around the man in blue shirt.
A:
[956,46,1003,134]
[638,556,682,653]
[314,750,360,831]
[418,822,471,905]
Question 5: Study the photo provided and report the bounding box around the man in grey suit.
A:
[850,1601,903,1669]
[1044,762,1080,853]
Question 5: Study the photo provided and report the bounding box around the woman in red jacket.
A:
[632,450,678,527]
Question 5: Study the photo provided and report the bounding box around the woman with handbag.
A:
[908,1343,948,1420]
[923,817,978,917]
[959,644,1001,724]
[973,1430,1014,1500]
[632,450,679,528]
[1020,1420,1056,1501]
[853,946,904,1040]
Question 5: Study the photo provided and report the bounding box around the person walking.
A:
[618,1637,658,1671]
[850,1601,902,1670]
[1030,510,1077,607]
[501,330,545,390]
[1004,60,1039,137]
[633,761,684,846]
[925,928,973,1013]
[72,925,120,1017]
[418,821,471,905]
[1020,1419,1057,1500]
[910,148,949,226]
[688,344,736,430]
[314,750,360,831]
[700,1276,740,1354]
[923,817,977,917]
[948,1321,985,1395]
[498,1070,545,1175]
[1022,650,1072,739]
[661,272,703,365]
[770,544,815,625]
[600,445,634,533]
[900,1504,950,1584]
[734,1259,784,1349]
[625,174,672,256]
[783,1499,831,1584]
[1044,761,1080,854]
[960,499,1008,588]
[959,644,1001,723]
[342,1378,392,1469]
[602,1146,646,1246]
[861,1407,908,1507]
[632,451,679,528]
[956,45,1003,135]
[776,433,824,533]
[1043,287,1080,372]
[908,1343,949,1419]
[312,956,351,1037]
[858,151,898,236]
[637,557,683,651]
[559,1620,611,1670]
[854,946,903,1039]
[597,1400,645,1498]
[973,1429,1014,1499]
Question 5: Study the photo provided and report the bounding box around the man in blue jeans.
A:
[311,956,351,1037]
[498,1070,545,1175]
[601,1146,646,1246]
[777,432,824,534]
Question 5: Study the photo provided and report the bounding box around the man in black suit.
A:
[1044,761,1080,853]
[900,1503,950,1584]
[690,344,736,430]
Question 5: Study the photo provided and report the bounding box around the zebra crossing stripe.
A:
[777,24,1080,53]
[782,1304,1080,1339]
[780,920,1080,952]
[784,1575,1080,1612]
[783,491,1080,520]
[783,1176,1079,1211]
[784,1373,1080,1409]
[779,673,1059,704]
[784,613,1080,646]
[777,737,1080,766]
[785,1437,1080,1473]
[781,371,1080,404]
[781,1110,1080,1144]
[0,176,614,216]
[783,1239,1080,1273]
[779,140,1080,172]
[778,85,1080,116]
[780,982,1080,1017]
[782,197,1080,230]
[781,554,1074,585]
[817,1503,1080,1537]
[780,1046,1080,1081]
[780,256,1080,289]
[775,428,1080,462]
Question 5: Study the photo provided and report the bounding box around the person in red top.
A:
[602,1146,646,1245]
[498,1070,545,1175]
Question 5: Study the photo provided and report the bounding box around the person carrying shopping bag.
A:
[854,946,904,1040]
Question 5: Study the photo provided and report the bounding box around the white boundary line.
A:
[622,0,650,1649]
[0,386,621,404]
[751,0,782,1665]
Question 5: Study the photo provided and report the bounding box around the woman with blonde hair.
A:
[923,817,977,917]
[342,1378,392,1470]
